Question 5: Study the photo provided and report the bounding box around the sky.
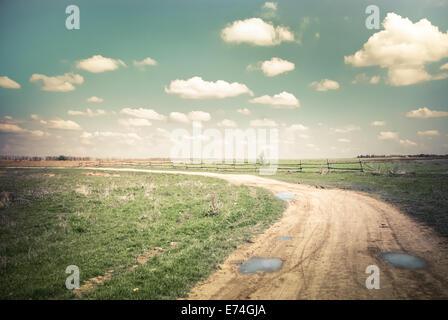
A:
[0,0,448,159]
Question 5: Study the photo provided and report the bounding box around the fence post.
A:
[299,160,302,173]
[327,159,330,173]
[359,159,364,172]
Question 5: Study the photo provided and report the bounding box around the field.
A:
[1,157,447,299]
[0,168,285,299]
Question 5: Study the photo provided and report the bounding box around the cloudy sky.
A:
[1,0,448,159]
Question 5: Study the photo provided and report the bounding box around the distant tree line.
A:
[357,154,448,158]
[0,155,92,161]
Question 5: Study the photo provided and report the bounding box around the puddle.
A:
[379,252,428,269]
[238,257,282,274]
[276,193,296,202]
[280,236,291,241]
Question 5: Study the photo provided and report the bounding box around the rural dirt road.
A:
[69,168,448,298]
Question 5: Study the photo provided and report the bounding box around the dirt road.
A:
[65,168,448,298]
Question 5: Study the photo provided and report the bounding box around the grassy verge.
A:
[107,159,448,237]
[0,168,286,299]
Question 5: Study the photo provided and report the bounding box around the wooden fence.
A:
[142,159,365,174]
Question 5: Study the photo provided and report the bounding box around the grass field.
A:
[111,158,448,237]
[0,168,286,299]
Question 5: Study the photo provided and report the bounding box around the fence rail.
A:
[141,159,365,174]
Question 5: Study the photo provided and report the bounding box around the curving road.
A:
[85,168,448,299]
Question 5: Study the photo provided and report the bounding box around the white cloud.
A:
[120,108,166,120]
[441,62,448,69]
[87,96,104,103]
[77,55,126,73]
[133,57,158,70]
[249,91,299,108]
[333,124,360,133]
[30,114,40,120]
[345,13,448,86]
[250,118,278,127]
[352,73,381,84]
[165,76,253,99]
[188,111,211,122]
[221,18,294,46]
[30,73,84,92]
[118,118,152,127]
[399,139,417,146]
[378,131,398,140]
[0,115,22,124]
[370,75,381,84]
[80,131,142,146]
[0,123,26,133]
[217,119,237,128]
[338,138,351,143]
[371,120,386,127]
[0,76,20,89]
[236,108,251,115]
[169,112,190,123]
[310,79,340,91]
[68,108,106,117]
[263,2,277,10]
[417,130,440,136]
[286,124,308,131]
[406,107,448,118]
[248,57,295,77]
[0,123,50,137]
[40,119,81,130]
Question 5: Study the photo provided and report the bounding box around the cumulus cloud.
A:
[417,130,440,136]
[169,112,190,123]
[338,138,351,143]
[345,13,448,86]
[249,91,299,108]
[236,108,251,115]
[68,108,106,117]
[248,57,295,77]
[80,131,142,146]
[40,119,81,130]
[165,76,253,99]
[0,76,21,89]
[250,118,278,127]
[120,108,166,120]
[0,115,22,124]
[333,124,360,133]
[0,123,26,133]
[0,123,49,137]
[263,2,277,10]
[309,79,340,91]
[441,62,448,69]
[217,119,237,128]
[352,73,381,84]
[118,118,152,127]
[371,120,386,127]
[399,139,417,146]
[286,124,308,131]
[133,57,158,70]
[221,18,294,46]
[30,73,84,92]
[406,107,448,118]
[77,55,126,73]
[87,96,103,103]
[378,131,399,140]
[188,111,211,122]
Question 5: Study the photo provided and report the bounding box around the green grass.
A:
[111,158,448,237]
[0,168,286,299]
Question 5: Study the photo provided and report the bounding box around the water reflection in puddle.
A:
[238,257,283,274]
[379,252,428,269]
[276,193,296,202]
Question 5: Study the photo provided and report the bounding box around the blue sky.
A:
[1,0,448,159]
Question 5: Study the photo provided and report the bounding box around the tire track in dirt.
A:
[36,167,448,299]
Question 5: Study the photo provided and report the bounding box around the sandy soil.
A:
[15,166,448,299]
